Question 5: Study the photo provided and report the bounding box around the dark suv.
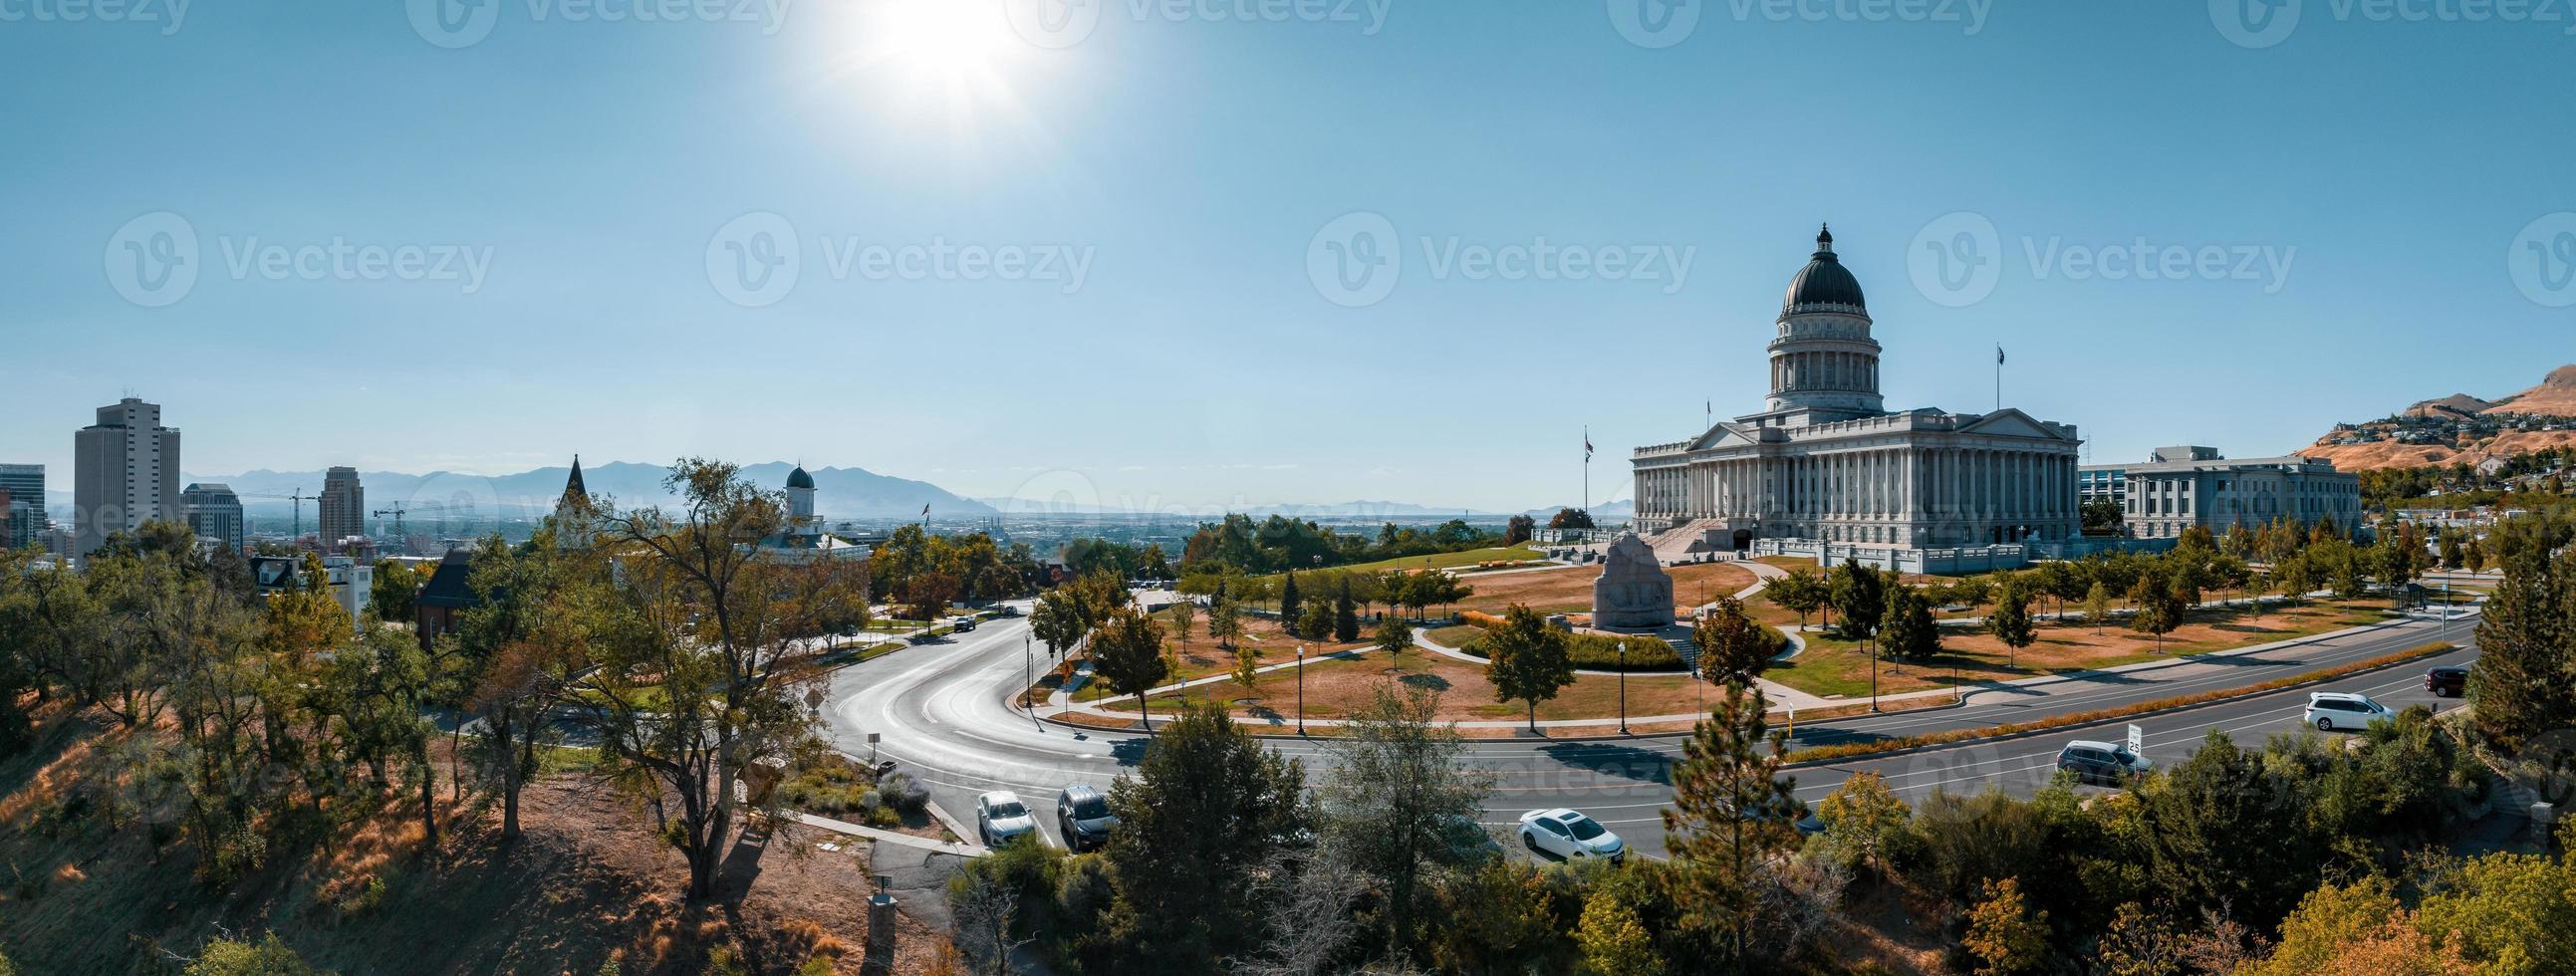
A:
[2426,665,2469,698]
[1056,785,1119,853]
[2055,740,2153,786]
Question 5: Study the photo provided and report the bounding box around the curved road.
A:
[821,597,2478,857]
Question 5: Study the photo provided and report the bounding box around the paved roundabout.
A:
[821,594,2480,859]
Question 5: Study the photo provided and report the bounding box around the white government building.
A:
[1631,226,2082,561]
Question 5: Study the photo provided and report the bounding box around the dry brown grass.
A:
[0,698,941,975]
[1450,562,1756,617]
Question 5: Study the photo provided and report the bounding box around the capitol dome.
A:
[1781,224,1867,316]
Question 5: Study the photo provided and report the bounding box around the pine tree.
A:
[1660,678,1800,961]
[1880,585,1942,663]
[1279,571,1304,638]
[2129,566,2183,652]
[1333,579,1360,642]
[2468,532,2569,752]
[1987,579,2038,668]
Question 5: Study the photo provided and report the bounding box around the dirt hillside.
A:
[2486,365,2576,416]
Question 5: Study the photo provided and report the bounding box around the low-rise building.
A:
[2082,446,2360,540]
[250,554,374,635]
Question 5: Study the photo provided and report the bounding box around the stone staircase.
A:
[1649,518,1727,563]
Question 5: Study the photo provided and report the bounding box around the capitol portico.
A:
[1632,226,2082,553]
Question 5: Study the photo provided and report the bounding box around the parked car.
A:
[976,791,1036,847]
[1440,813,1503,861]
[2055,739,2154,786]
[2426,665,2470,698]
[1517,808,1626,863]
[2304,691,2394,732]
[1055,785,1119,853]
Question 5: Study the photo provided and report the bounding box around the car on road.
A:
[977,791,1036,847]
[1517,808,1625,863]
[1055,785,1118,853]
[2304,691,2394,731]
[2426,665,2470,698]
[950,615,978,632]
[2055,739,2154,786]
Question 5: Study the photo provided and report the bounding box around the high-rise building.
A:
[183,482,246,553]
[74,397,181,557]
[320,466,366,548]
[0,463,45,551]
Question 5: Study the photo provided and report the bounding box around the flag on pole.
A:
[919,504,930,518]
[1583,430,1594,461]
[1996,345,2006,365]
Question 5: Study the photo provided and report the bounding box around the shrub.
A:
[877,772,929,818]
[1460,631,1686,671]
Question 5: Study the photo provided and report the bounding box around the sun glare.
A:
[878,0,1012,79]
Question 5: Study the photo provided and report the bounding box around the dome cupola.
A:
[1780,223,1868,317]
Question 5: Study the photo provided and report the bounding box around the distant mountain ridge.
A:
[2300,363,2576,472]
[184,461,995,519]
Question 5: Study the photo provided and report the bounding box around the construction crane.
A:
[235,488,311,540]
[372,502,409,540]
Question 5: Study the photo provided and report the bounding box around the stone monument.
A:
[1592,533,1675,630]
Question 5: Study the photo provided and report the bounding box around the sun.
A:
[873,0,1016,82]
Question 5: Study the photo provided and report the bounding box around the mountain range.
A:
[2300,364,2576,471]
[176,461,996,520]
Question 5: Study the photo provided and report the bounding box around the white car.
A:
[976,791,1037,847]
[1518,808,1625,863]
[2304,691,2394,732]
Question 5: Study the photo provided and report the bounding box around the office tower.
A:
[319,466,366,548]
[74,397,180,556]
[0,463,43,550]
[183,482,246,553]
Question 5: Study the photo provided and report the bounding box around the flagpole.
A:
[1993,345,2002,411]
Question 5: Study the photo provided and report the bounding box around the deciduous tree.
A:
[1482,605,1573,733]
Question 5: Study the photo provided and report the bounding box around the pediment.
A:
[1955,408,2071,441]
[1689,423,1761,451]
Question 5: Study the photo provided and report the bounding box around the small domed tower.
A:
[785,465,819,539]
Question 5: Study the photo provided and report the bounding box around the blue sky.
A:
[4,0,2571,513]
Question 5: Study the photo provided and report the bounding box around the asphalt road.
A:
[819,594,2479,858]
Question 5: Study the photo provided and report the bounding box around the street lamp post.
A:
[1296,644,1307,736]
[1617,641,1629,735]
[1869,631,1881,713]
[1023,632,1034,723]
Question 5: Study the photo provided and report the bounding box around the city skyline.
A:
[6,3,2574,512]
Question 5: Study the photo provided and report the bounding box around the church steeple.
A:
[561,454,588,506]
